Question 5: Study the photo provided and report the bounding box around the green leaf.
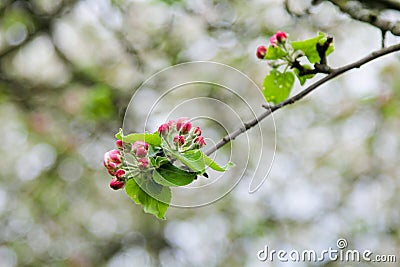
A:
[153,163,197,187]
[264,46,287,60]
[125,178,171,220]
[203,153,235,172]
[293,67,315,86]
[170,149,206,174]
[116,129,162,146]
[149,156,169,168]
[125,179,141,205]
[263,70,295,104]
[291,32,334,64]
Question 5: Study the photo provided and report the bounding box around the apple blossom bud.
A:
[180,121,192,134]
[107,161,120,170]
[138,158,149,169]
[104,150,122,173]
[269,35,277,47]
[192,126,201,136]
[109,149,121,163]
[167,120,175,127]
[132,141,149,153]
[139,141,149,150]
[269,31,287,47]
[115,169,126,179]
[256,45,267,59]
[175,117,190,132]
[116,140,123,149]
[275,31,287,42]
[173,135,185,146]
[135,147,148,158]
[194,136,206,147]
[108,168,117,176]
[158,123,170,136]
[110,178,125,190]
[103,152,110,167]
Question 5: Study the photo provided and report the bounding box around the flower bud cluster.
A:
[256,31,288,59]
[158,117,206,152]
[269,31,287,47]
[131,140,150,170]
[104,139,150,190]
[104,118,207,190]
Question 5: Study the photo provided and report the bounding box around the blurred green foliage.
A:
[83,85,115,121]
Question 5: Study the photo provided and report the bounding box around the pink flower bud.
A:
[135,147,148,158]
[116,140,123,149]
[180,121,192,134]
[103,152,109,167]
[275,31,288,42]
[104,150,122,173]
[138,158,149,169]
[109,149,121,163]
[107,161,120,170]
[167,120,175,127]
[269,35,277,47]
[173,135,185,146]
[194,136,206,147]
[158,123,170,136]
[193,126,201,136]
[110,178,125,190]
[131,141,149,152]
[269,31,287,47]
[256,45,267,59]
[175,117,190,132]
[108,168,117,176]
[137,141,149,150]
[115,169,126,179]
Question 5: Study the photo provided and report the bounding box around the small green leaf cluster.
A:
[104,118,234,219]
[257,31,335,105]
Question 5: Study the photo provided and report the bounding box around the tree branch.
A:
[205,42,400,156]
[358,0,400,11]
[323,0,400,36]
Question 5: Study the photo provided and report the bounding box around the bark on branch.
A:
[323,0,400,36]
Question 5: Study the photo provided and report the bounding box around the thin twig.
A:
[381,29,386,48]
[205,42,400,156]
[317,36,333,65]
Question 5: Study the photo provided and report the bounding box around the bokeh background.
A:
[1,0,400,266]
